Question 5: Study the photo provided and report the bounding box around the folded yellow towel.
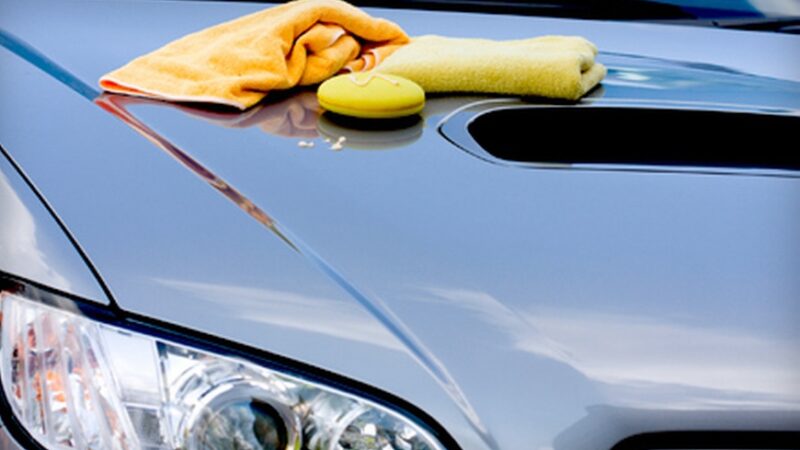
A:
[375,35,606,100]
[99,0,408,109]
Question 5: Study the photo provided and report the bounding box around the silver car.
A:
[1,0,799,449]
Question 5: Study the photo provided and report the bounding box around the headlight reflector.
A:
[0,292,445,450]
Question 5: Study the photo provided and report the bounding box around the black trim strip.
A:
[161,0,696,21]
[613,431,800,450]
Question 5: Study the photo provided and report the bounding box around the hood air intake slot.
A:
[464,106,800,173]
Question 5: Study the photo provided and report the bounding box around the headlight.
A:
[0,282,450,450]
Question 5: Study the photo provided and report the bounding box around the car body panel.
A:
[0,147,109,303]
[1,1,799,449]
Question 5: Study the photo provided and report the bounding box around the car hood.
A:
[2,1,800,449]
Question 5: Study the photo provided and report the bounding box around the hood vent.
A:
[457,105,799,175]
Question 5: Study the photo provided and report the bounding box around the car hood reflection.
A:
[0,169,71,291]
[418,287,800,410]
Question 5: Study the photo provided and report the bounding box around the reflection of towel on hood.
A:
[181,92,323,138]
[99,0,408,109]
[376,35,606,100]
[254,93,322,138]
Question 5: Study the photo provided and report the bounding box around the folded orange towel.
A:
[99,0,408,109]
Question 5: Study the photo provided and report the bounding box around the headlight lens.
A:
[0,291,446,450]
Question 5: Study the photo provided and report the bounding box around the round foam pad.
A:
[317,72,425,119]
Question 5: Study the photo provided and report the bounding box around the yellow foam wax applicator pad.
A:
[317,72,425,119]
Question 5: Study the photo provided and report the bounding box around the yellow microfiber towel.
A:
[99,0,408,109]
[374,35,606,100]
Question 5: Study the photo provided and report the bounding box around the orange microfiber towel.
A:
[99,0,408,110]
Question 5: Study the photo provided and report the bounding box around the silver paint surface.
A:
[0,149,109,303]
[1,1,799,449]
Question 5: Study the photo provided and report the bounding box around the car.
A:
[0,0,799,449]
